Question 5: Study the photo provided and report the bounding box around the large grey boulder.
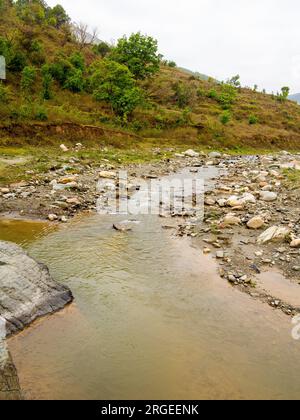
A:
[0,241,73,336]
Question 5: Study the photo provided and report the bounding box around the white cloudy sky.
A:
[47,0,300,93]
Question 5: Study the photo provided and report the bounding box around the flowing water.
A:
[1,168,300,400]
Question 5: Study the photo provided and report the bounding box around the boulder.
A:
[257,226,290,244]
[0,241,73,336]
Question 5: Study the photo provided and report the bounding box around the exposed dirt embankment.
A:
[0,122,140,147]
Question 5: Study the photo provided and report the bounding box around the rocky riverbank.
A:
[0,241,73,399]
[0,147,300,316]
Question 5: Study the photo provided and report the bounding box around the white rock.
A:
[184,149,199,158]
[99,171,117,179]
[0,188,10,194]
[222,214,241,226]
[209,152,222,159]
[259,191,278,202]
[257,226,290,244]
[60,144,69,152]
[48,214,58,221]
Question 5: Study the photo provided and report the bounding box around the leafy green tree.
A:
[90,59,143,118]
[111,32,160,80]
[92,41,112,58]
[281,86,290,100]
[48,4,70,28]
[21,66,36,94]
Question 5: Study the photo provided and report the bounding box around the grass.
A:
[282,168,300,188]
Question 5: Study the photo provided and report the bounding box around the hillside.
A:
[0,0,300,150]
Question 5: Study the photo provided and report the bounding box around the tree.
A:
[64,68,85,92]
[90,59,143,118]
[111,32,160,80]
[92,41,111,58]
[227,75,241,88]
[281,86,290,100]
[41,64,53,100]
[48,4,70,28]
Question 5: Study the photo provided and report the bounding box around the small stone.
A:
[290,239,300,248]
[184,149,199,158]
[216,251,224,259]
[99,171,117,179]
[0,188,10,194]
[259,191,278,202]
[222,214,241,226]
[257,226,290,244]
[203,248,211,254]
[60,144,69,152]
[247,216,265,230]
[48,214,58,221]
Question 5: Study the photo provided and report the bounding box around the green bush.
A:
[207,89,218,100]
[21,66,36,93]
[70,52,85,71]
[220,110,231,125]
[64,68,85,93]
[172,81,195,108]
[249,114,259,125]
[41,65,53,100]
[92,42,112,58]
[218,84,237,109]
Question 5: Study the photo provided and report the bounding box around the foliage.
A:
[218,83,238,109]
[64,68,85,92]
[70,52,85,71]
[48,4,70,28]
[249,114,259,125]
[90,59,143,118]
[92,42,111,58]
[227,75,241,88]
[277,86,290,102]
[110,32,160,80]
[172,81,195,108]
[0,81,9,103]
[41,64,53,100]
[21,66,37,93]
[220,110,231,125]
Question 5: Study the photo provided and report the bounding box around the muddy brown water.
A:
[1,168,300,400]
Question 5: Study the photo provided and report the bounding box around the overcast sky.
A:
[47,0,300,93]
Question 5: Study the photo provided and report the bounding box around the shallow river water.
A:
[1,168,300,400]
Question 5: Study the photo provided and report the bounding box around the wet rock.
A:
[113,220,140,232]
[257,226,290,244]
[0,241,73,336]
[247,216,265,230]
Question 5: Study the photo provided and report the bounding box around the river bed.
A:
[1,167,300,400]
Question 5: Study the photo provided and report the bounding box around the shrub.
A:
[70,52,85,71]
[218,84,237,109]
[64,68,85,93]
[172,81,195,108]
[41,65,53,100]
[34,105,48,121]
[249,114,259,125]
[220,110,231,125]
[207,89,218,100]
[21,66,36,93]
